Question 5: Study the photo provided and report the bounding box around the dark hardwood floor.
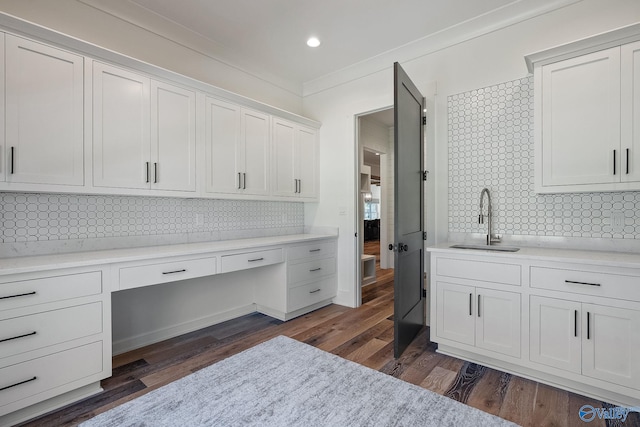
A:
[17,241,639,427]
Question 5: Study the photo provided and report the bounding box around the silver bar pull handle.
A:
[154,163,158,183]
[248,258,264,262]
[613,149,617,175]
[310,267,322,272]
[469,293,472,316]
[146,162,150,183]
[0,291,36,300]
[0,376,37,392]
[309,249,321,253]
[574,310,578,337]
[477,294,481,317]
[10,146,15,174]
[162,269,186,275]
[587,312,591,340]
[565,280,600,287]
[298,179,302,193]
[309,289,321,294]
[243,173,246,189]
[0,331,36,344]
[238,172,242,189]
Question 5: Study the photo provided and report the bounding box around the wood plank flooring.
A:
[18,241,639,427]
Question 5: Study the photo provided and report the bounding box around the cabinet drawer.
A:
[0,272,102,312]
[530,266,640,301]
[287,241,336,261]
[221,249,283,274]
[288,257,336,286]
[436,257,521,286]
[0,341,103,412]
[119,256,216,290]
[288,277,336,312]
[0,302,102,361]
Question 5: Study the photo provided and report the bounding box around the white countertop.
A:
[428,242,640,268]
[0,233,336,276]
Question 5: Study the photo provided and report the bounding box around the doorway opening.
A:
[356,108,395,306]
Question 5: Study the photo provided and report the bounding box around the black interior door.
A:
[392,62,425,358]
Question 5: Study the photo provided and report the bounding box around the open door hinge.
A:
[422,170,429,181]
[422,289,427,298]
[422,116,426,125]
[423,231,427,240]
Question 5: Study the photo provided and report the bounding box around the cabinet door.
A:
[475,288,521,358]
[582,303,640,389]
[621,40,640,183]
[5,35,84,186]
[242,108,270,195]
[435,282,475,346]
[530,296,581,373]
[272,118,296,196]
[205,98,241,194]
[93,62,150,189]
[0,33,4,183]
[151,81,196,192]
[541,47,621,187]
[295,125,318,199]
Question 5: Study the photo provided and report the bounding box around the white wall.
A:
[0,0,302,113]
[303,0,640,307]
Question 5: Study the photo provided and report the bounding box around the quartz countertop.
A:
[428,242,640,268]
[0,233,337,276]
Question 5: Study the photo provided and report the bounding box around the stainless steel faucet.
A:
[479,188,500,245]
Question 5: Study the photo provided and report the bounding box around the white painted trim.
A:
[303,0,582,96]
[111,303,256,355]
[525,22,640,72]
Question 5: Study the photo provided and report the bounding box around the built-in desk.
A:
[0,233,337,425]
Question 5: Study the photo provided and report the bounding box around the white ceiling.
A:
[79,0,580,94]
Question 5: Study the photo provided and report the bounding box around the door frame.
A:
[354,105,394,307]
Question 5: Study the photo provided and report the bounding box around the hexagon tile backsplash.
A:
[448,76,640,240]
[0,193,304,244]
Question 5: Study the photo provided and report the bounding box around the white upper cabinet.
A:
[5,35,84,186]
[151,81,196,192]
[0,32,5,183]
[540,47,621,188]
[93,63,196,193]
[272,118,318,200]
[93,62,151,190]
[529,27,640,193]
[205,98,270,196]
[621,40,640,183]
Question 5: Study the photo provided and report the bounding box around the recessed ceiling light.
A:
[375,153,380,156]
[307,37,321,48]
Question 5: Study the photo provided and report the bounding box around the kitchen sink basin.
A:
[449,244,520,252]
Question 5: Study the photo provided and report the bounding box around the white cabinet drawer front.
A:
[119,257,216,290]
[0,341,103,411]
[221,249,283,274]
[530,267,640,301]
[287,241,336,261]
[0,302,102,360]
[436,257,521,286]
[0,272,102,312]
[288,258,336,286]
[288,278,336,312]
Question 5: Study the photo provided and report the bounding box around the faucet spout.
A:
[479,188,493,246]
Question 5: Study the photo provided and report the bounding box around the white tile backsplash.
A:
[0,193,304,255]
[448,76,640,240]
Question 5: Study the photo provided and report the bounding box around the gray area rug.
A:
[81,336,518,426]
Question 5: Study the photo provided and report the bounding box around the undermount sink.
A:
[449,244,520,252]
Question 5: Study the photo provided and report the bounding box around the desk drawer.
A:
[0,302,102,361]
[221,249,283,274]
[530,266,640,301]
[287,241,336,261]
[436,257,521,286]
[119,256,216,290]
[0,341,103,412]
[288,258,336,286]
[288,277,336,312]
[0,272,102,312]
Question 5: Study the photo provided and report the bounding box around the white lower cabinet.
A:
[436,282,521,358]
[430,248,640,406]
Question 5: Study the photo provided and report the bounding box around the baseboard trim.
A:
[112,304,257,355]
